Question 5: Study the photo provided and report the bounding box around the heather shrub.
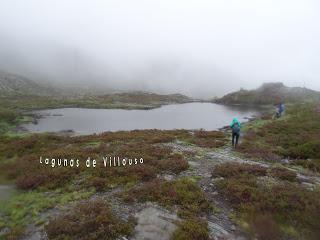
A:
[172,218,210,240]
[212,162,267,178]
[45,199,134,240]
[121,178,210,214]
[293,159,320,173]
[268,166,297,182]
[214,163,320,239]
[0,107,18,123]
[249,214,281,240]
[239,103,320,164]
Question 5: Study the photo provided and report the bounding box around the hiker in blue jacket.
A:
[274,102,285,118]
[230,118,241,148]
[279,103,285,116]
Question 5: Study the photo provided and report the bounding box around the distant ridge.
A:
[101,91,193,105]
[0,71,193,106]
[0,71,57,96]
[214,82,320,105]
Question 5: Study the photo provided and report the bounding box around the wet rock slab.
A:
[130,204,178,240]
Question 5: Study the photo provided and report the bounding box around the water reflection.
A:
[22,103,262,135]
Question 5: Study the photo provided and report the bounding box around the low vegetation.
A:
[121,178,211,214]
[0,188,95,239]
[0,129,226,191]
[45,199,135,240]
[212,162,297,182]
[239,103,320,172]
[293,158,320,173]
[0,107,19,134]
[212,103,320,239]
[0,92,193,112]
[2,88,319,239]
[172,218,209,240]
[212,162,320,239]
[0,126,226,238]
[214,82,320,105]
[121,178,212,240]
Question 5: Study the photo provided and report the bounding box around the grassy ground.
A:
[121,178,212,240]
[0,124,226,239]
[0,129,225,189]
[0,108,30,135]
[1,101,320,239]
[0,95,224,240]
[44,199,135,240]
[239,103,320,172]
[0,93,192,111]
[212,162,320,239]
[211,102,320,239]
[0,188,95,238]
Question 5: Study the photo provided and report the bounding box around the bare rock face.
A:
[130,204,178,240]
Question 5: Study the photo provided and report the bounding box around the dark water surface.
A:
[22,103,261,135]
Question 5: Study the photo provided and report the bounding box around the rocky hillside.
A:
[0,71,57,96]
[214,82,320,105]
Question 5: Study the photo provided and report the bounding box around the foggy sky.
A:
[0,0,319,97]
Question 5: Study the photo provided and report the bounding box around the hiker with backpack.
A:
[230,118,241,148]
[274,102,285,119]
[279,102,285,116]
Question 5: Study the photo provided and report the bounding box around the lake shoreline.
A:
[20,103,261,135]
[1,103,319,240]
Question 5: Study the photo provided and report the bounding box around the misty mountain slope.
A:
[0,71,58,96]
[214,82,320,105]
[0,71,194,110]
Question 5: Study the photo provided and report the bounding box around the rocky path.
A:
[162,140,320,240]
[21,141,247,240]
[163,141,249,240]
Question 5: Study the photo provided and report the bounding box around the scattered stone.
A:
[162,174,175,181]
[188,161,200,167]
[301,182,315,189]
[281,158,290,164]
[208,221,230,237]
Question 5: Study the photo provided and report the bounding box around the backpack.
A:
[232,122,240,134]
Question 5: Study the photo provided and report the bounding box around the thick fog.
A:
[0,0,319,97]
